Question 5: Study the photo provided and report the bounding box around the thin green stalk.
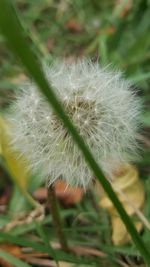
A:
[0,1,150,265]
[47,185,69,252]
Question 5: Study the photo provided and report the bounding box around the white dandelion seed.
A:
[7,59,141,188]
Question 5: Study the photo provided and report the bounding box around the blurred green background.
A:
[0,0,150,266]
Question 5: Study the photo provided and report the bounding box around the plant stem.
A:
[47,185,69,252]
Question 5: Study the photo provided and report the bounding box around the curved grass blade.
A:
[0,1,150,265]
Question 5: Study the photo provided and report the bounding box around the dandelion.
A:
[7,60,141,188]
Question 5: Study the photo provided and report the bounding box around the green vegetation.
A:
[0,0,150,266]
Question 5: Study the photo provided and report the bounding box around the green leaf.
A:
[99,35,108,65]
[0,249,31,267]
[0,1,150,265]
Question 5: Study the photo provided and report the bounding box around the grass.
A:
[0,0,150,266]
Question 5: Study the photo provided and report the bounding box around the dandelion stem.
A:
[47,184,69,252]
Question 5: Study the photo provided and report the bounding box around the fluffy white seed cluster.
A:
[8,60,141,188]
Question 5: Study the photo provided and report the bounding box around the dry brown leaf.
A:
[0,244,23,267]
[99,164,145,245]
[0,244,23,258]
[54,180,83,206]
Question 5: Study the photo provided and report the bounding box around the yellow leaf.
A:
[0,115,44,209]
[99,164,145,245]
[0,116,29,190]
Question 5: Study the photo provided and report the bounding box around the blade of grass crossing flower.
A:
[0,1,150,265]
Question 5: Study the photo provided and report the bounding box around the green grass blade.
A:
[0,232,99,265]
[124,31,150,65]
[0,232,55,255]
[0,1,150,265]
[0,249,31,267]
[34,221,59,265]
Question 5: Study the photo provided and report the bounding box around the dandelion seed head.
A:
[7,60,141,188]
